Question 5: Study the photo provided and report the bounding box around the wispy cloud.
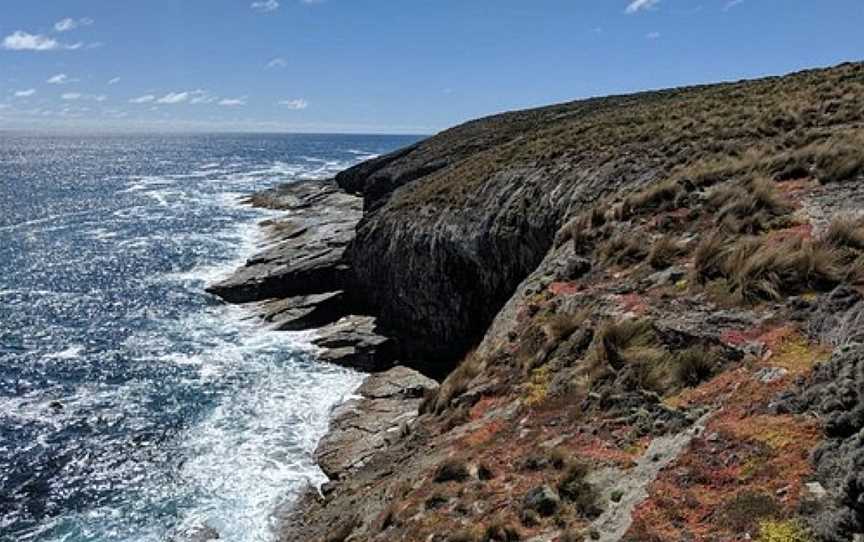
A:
[646,31,661,39]
[14,89,36,97]
[724,0,745,10]
[156,92,191,104]
[48,73,79,84]
[107,77,121,85]
[129,94,156,104]
[251,0,280,12]
[189,90,217,104]
[219,97,247,107]
[266,57,287,69]
[625,0,660,14]
[61,93,82,101]
[54,17,94,33]
[278,98,308,110]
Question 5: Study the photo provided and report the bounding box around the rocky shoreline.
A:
[212,62,864,542]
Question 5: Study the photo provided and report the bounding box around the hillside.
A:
[272,62,864,541]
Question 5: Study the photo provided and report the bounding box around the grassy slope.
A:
[284,61,864,542]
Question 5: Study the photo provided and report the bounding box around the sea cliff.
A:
[211,61,864,542]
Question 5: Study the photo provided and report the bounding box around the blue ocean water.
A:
[0,133,420,542]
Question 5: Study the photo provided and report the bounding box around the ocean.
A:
[0,133,420,542]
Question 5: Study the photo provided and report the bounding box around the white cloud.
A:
[156,92,190,104]
[14,89,36,97]
[724,0,745,10]
[278,98,308,110]
[48,73,79,84]
[251,0,280,12]
[625,0,660,14]
[107,77,121,85]
[3,31,60,51]
[61,93,82,100]
[129,94,156,104]
[1,30,86,51]
[646,31,661,39]
[219,97,246,106]
[54,17,94,33]
[266,57,287,69]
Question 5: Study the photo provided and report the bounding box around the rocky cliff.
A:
[212,62,864,542]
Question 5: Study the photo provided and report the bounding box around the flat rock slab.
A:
[255,291,349,331]
[312,315,394,371]
[206,180,362,304]
[315,366,438,481]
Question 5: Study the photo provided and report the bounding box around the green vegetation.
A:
[757,520,813,542]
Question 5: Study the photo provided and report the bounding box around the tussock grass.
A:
[581,319,721,395]
[708,177,793,234]
[420,350,482,415]
[693,233,845,303]
[648,236,685,269]
[824,215,864,250]
[598,232,650,266]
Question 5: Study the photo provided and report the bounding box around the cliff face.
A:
[280,62,864,542]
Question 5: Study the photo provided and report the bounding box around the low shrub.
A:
[434,459,470,483]
[558,463,601,518]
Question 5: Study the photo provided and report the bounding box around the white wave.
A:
[46,345,84,360]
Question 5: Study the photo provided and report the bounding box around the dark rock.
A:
[256,291,349,331]
[785,344,864,539]
[314,366,437,480]
[312,316,394,372]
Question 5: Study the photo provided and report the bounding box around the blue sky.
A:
[1,1,863,134]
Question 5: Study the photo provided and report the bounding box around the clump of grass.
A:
[693,231,730,284]
[625,178,685,214]
[581,319,722,395]
[421,350,482,415]
[728,236,842,302]
[823,215,864,250]
[557,207,610,255]
[694,232,846,303]
[434,459,470,483]
[814,141,864,183]
[598,232,650,266]
[557,463,601,518]
[672,347,718,388]
[708,177,793,234]
[648,236,685,269]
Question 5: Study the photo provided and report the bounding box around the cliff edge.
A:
[230,62,864,542]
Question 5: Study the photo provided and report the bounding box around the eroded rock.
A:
[315,366,438,480]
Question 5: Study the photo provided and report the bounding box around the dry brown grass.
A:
[824,215,864,250]
[598,232,650,266]
[708,177,793,234]
[420,349,483,415]
[693,233,844,303]
[648,236,685,269]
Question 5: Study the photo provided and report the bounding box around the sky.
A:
[0,1,863,134]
